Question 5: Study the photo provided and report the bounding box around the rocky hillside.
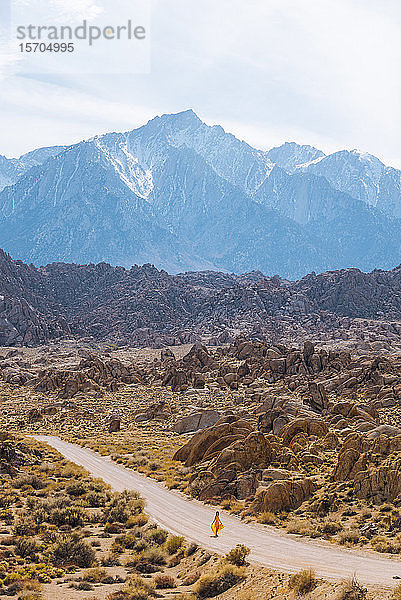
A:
[7,336,401,564]
[0,110,400,278]
[1,249,401,348]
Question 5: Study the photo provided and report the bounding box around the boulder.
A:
[172,409,222,434]
[192,373,206,389]
[162,368,188,392]
[303,341,315,360]
[253,477,316,512]
[28,408,42,423]
[135,401,171,423]
[333,449,368,481]
[307,381,328,411]
[279,418,329,445]
[173,418,253,466]
[211,431,275,474]
[236,472,259,499]
[108,418,121,433]
[161,348,175,362]
[354,461,401,503]
[367,424,401,439]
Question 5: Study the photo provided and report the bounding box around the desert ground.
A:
[2,337,401,599]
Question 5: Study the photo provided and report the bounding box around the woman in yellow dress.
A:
[211,511,224,537]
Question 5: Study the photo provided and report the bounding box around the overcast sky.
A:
[1,0,400,167]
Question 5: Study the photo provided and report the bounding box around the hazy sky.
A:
[1,0,401,167]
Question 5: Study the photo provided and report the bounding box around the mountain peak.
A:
[266,141,325,173]
[150,108,202,128]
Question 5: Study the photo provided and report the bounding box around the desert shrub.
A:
[168,553,182,567]
[321,520,341,535]
[28,495,71,512]
[140,547,167,566]
[183,571,201,585]
[188,479,204,499]
[105,592,126,600]
[132,538,149,553]
[148,461,161,472]
[15,536,38,558]
[127,514,148,528]
[86,491,108,507]
[50,506,87,527]
[335,576,367,600]
[0,506,14,523]
[102,554,121,567]
[51,533,96,567]
[122,574,155,599]
[13,474,46,490]
[185,542,198,556]
[338,529,360,546]
[88,478,109,493]
[125,547,167,574]
[83,566,108,583]
[225,544,250,566]
[288,568,317,595]
[147,528,168,546]
[105,503,130,524]
[286,519,317,537]
[104,491,144,525]
[39,461,55,474]
[0,494,15,508]
[165,535,185,554]
[58,462,87,479]
[116,533,141,550]
[13,517,37,536]
[257,511,276,524]
[15,592,43,600]
[371,534,401,554]
[104,522,124,534]
[110,540,125,554]
[379,503,393,513]
[196,552,211,566]
[0,507,14,524]
[3,563,63,585]
[194,564,246,598]
[75,581,93,590]
[0,535,16,546]
[66,481,88,497]
[154,573,176,589]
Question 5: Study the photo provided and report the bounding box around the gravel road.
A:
[34,435,401,587]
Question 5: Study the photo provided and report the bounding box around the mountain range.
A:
[1,248,401,348]
[0,109,400,278]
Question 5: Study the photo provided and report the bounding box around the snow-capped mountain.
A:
[0,110,400,278]
[266,141,325,173]
[0,146,64,192]
[266,143,401,219]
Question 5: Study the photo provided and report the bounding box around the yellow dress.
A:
[211,515,224,536]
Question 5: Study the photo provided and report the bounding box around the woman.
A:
[211,511,224,537]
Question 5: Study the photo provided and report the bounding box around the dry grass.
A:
[193,563,247,598]
[334,576,367,600]
[257,511,276,525]
[154,573,176,588]
[288,568,317,595]
[286,518,318,537]
[225,544,250,566]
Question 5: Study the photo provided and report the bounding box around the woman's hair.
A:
[216,511,219,515]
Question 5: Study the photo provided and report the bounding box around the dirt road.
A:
[35,435,400,587]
